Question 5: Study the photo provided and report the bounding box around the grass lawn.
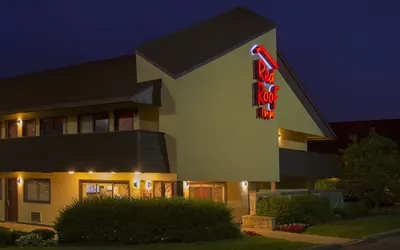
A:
[4,237,314,250]
[305,214,400,239]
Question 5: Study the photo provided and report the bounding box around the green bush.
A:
[31,229,55,240]
[314,179,339,190]
[257,194,334,225]
[54,196,241,244]
[334,202,369,219]
[10,230,28,244]
[0,228,11,245]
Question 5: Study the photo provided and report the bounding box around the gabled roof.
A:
[277,49,336,139]
[0,56,162,115]
[136,7,276,79]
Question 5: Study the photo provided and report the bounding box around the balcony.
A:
[279,148,340,179]
[0,130,170,173]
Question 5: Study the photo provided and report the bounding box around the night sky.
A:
[0,0,398,122]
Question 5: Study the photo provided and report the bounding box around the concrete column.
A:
[271,182,276,192]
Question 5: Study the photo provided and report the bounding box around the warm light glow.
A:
[133,179,140,189]
[134,171,141,175]
[146,180,152,190]
[278,133,281,139]
[16,118,23,127]
[68,171,75,175]
[110,172,116,174]
[17,177,23,185]
[241,181,248,188]
[88,171,94,175]
[183,181,190,188]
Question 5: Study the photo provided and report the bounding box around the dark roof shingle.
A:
[136,7,276,78]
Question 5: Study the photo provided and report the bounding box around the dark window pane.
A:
[54,118,66,134]
[22,119,36,137]
[95,118,109,132]
[79,115,93,133]
[41,119,54,135]
[41,118,66,136]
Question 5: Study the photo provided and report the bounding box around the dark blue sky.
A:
[0,0,398,122]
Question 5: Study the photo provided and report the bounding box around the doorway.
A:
[6,178,18,222]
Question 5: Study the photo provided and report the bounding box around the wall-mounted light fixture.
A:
[17,177,23,185]
[183,181,190,188]
[134,171,141,175]
[16,118,23,127]
[68,171,75,175]
[88,171,94,175]
[146,180,152,190]
[241,181,248,188]
[110,171,116,174]
[278,133,281,139]
[133,179,140,189]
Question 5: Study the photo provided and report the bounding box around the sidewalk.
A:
[242,226,357,245]
[0,222,54,232]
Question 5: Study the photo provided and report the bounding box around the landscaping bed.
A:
[2,237,315,250]
[305,214,400,239]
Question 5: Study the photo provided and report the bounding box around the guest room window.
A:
[22,119,36,137]
[189,183,225,202]
[114,110,134,131]
[41,117,67,136]
[80,181,129,199]
[6,120,18,138]
[24,179,51,203]
[79,113,109,133]
[153,181,174,198]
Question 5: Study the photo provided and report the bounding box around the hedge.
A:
[0,227,28,246]
[54,196,241,244]
[257,194,334,225]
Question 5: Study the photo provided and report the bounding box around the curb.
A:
[301,228,400,250]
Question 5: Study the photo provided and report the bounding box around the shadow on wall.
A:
[164,134,177,173]
[159,84,175,115]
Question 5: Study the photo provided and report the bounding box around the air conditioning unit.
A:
[30,211,42,223]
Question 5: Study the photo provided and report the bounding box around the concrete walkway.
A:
[242,227,356,245]
[0,222,54,232]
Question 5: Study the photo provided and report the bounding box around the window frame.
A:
[5,119,18,138]
[79,180,130,199]
[153,181,175,198]
[188,182,227,203]
[22,119,36,137]
[23,179,51,204]
[114,109,135,131]
[78,112,110,133]
[40,116,68,136]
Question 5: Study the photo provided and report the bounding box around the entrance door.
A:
[6,178,18,222]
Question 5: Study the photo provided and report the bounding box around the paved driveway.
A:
[343,235,400,250]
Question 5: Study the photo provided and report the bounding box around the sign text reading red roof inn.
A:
[250,45,279,120]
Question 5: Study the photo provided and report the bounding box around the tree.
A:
[341,133,400,208]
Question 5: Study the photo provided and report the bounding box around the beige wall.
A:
[0,172,176,225]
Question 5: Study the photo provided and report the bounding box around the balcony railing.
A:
[0,130,170,173]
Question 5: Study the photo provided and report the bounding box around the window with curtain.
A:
[81,181,129,198]
[24,179,51,203]
[115,110,134,131]
[41,117,67,136]
[22,119,36,137]
[6,120,18,138]
[189,183,225,202]
[79,113,109,133]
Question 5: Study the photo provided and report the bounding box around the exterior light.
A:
[133,179,140,189]
[278,134,281,139]
[68,171,75,175]
[241,181,248,188]
[134,171,141,175]
[183,181,190,188]
[111,171,116,174]
[88,171,94,175]
[17,118,23,127]
[146,180,152,190]
[17,177,23,185]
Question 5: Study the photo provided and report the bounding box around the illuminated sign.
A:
[250,45,279,120]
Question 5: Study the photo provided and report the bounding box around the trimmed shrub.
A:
[54,196,241,244]
[334,202,369,219]
[257,194,334,225]
[0,227,11,245]
[31,229,56,240]
[314,179,340,190]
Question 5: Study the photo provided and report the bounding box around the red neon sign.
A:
[251,45,279,120]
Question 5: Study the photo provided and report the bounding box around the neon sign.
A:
[250,44,279,120]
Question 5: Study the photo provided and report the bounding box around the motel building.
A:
[0,7,338,226]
